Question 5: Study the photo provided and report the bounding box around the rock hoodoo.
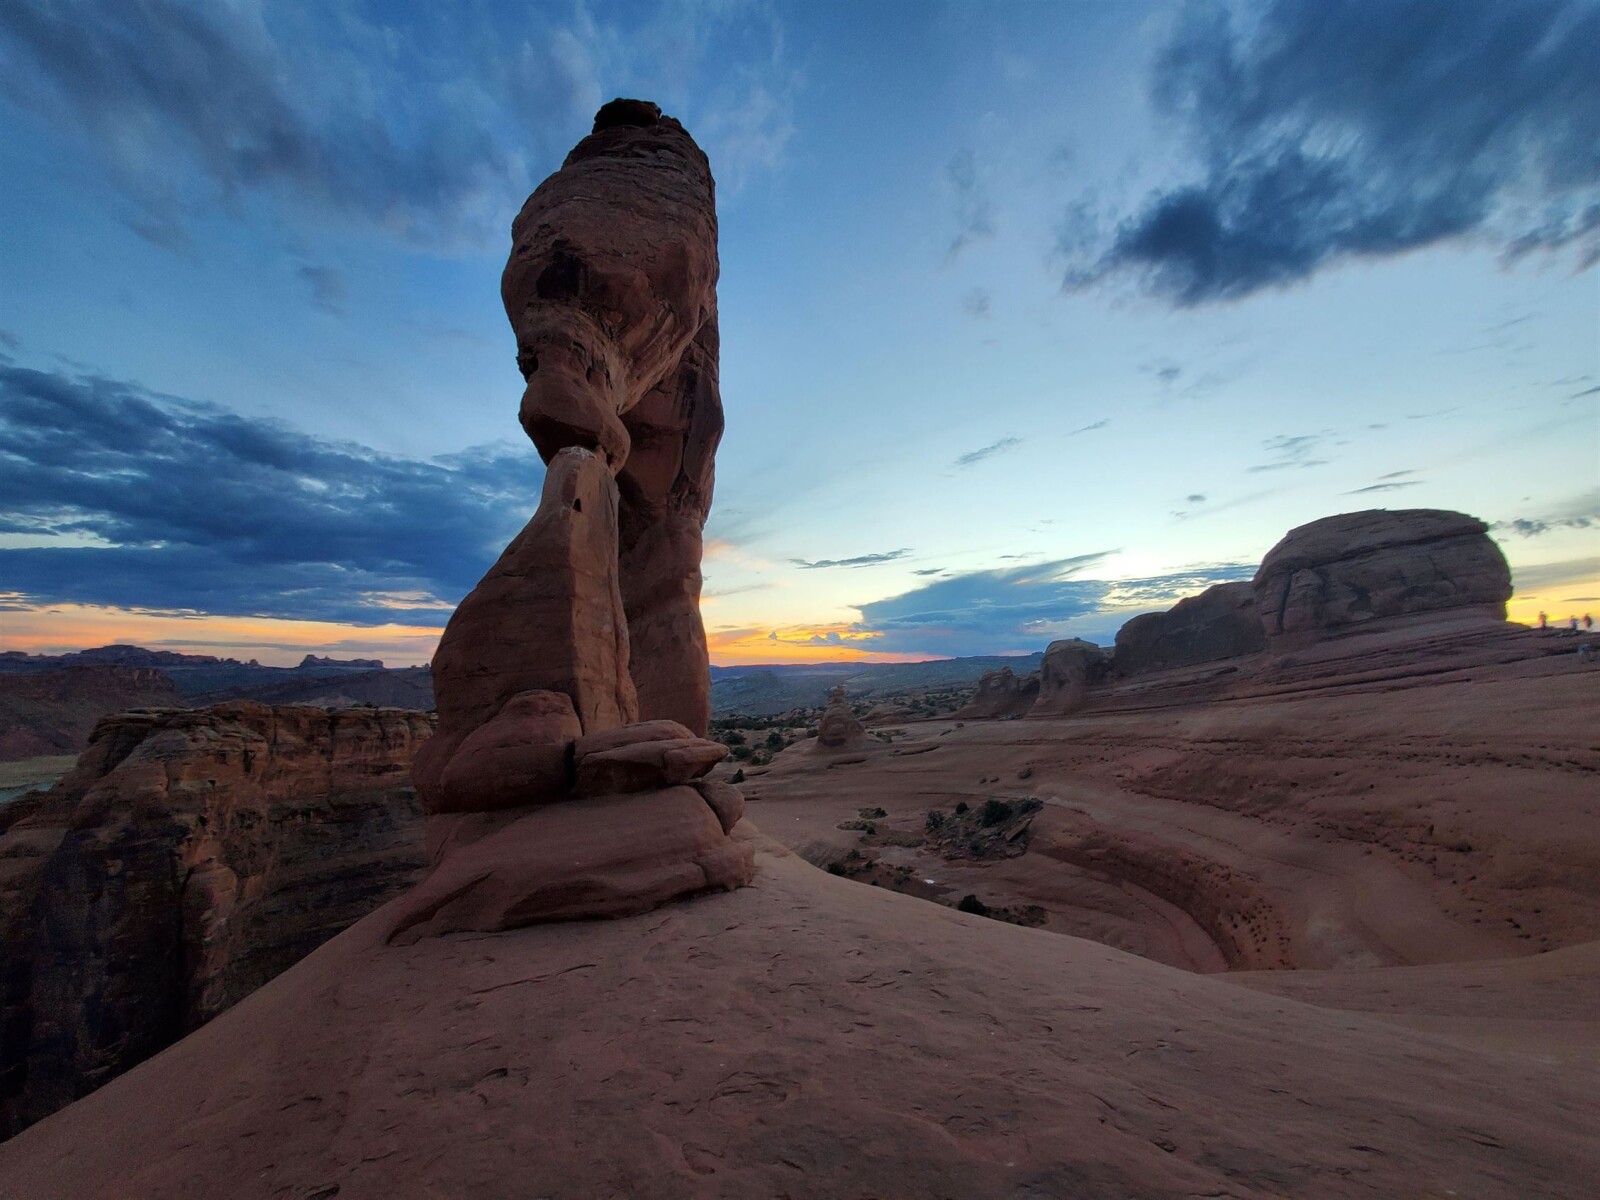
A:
[815,684,868,751]
[1030,639,1112,717]
[1113,581,1266,676]
[955,666,1040,719]
[0,703,431,1139]
[1254,509,1512,650]
[397,100,752,940]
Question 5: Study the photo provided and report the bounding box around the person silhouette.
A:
[1538,610,1548,630]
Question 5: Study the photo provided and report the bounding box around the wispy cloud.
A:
[297,263,346,315]
[1248,432,1331,473]
[1345,480,1424,495]
[954,436,1022,468]
[1066,419,1109,437]
[1058,0,1600,305]
[944,148,994,263]
[961,287,992,318]
[790,549,913,570]
[1492,489,1600,538]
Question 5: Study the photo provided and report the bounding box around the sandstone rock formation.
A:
[955,666,1040,719]
[1113,581,1267,676]
[1030,639,1112,717]
[814,684,868,750]
[398,99,751,937]
[0,703,431,1139]
[1254,509,1512,650]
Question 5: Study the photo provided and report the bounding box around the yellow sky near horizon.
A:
[4,560,1595,669]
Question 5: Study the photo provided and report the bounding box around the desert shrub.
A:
[980,798,1014,827]
[765,730,785,750]
[925,810,945,832]
[730,768,745,783]
[956,894,990,916]
[860,806,887,818]
[954,800,969,815]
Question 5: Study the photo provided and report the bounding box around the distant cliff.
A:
[0,702,432,1139]
[0,666,182,760]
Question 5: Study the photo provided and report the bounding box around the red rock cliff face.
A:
[0,665,182,760]
[0,702,432,1139]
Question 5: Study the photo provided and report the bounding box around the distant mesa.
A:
[299,653,383,670]
[0,665,181,761]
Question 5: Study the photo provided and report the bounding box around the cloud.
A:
[790,549,913,570]
[1248,431,1331,472]
[945,148,995,263]
[1345,480,1424,494]
[0,329,19,349]
[0,362,538,623]
[849,555,1258,655]
[911,568,944,576]
[961,288,992,318]
[1492,488,1600,537]
[0,0,794,249]
[297,264,346,315]
[1186,493,1206,503]
[1060,0,1600,305]
[1066,419,1109,437]
[953,436,1022,468]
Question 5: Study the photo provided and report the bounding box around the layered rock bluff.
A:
[0,703,431,1139]
[1114,581,1266,676]
[956,666,1040,719]
[1030,639,1112,717]
[1255,509,1511,650]
[814,684,868,751]
[398,99,751,940]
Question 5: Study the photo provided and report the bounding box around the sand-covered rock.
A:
[1114,581,1267,675]
[1254,508,1511,649]
[0,703,431,1138]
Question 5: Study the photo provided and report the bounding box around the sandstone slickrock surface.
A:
[1030,639,1112,717]
[1113,580,1266,675]
[955,666,1040,719]
[400,99,750,935]
[0,703,431,1139]
[1254,508,1512,649]
[814,684,868,750]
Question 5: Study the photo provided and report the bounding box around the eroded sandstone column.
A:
[391,99,749,943]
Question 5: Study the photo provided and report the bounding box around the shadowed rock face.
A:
[0,704,431,1139]
[1114,581,1266,676]
[401,99,750,935]
[956,667,1040,719]
[1254,509,1512,650]
[1031,640,1113,717]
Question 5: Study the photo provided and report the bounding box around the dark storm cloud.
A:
[0,363,538,622]
[789,550,913,571]
[1061,0,1600,305]
[953,436,1022,468]
[945,148,995,263]
[850,556,1257,655]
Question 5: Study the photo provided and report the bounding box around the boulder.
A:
[574,736,727,796]
[1030,640,1112,717]
[1113,581,1267,676]
[1253,509,1512,649]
